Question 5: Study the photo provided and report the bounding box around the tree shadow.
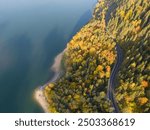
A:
[68,10,92,41]
[0,33,32,112]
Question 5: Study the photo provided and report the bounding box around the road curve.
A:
[107,44,123,113]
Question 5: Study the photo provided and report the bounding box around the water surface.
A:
[0,0,96,112]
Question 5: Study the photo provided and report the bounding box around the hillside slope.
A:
[44,0,150,113]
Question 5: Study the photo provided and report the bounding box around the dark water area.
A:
[69,10,92,40]
[0,0,96,112]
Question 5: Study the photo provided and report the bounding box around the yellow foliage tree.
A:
[141,80,149,88]
[96,65,104,71]
[89,47,96,55]
[138,97,148,105]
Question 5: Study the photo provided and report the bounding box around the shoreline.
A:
[34,88,49,113]
[34,50,66,112]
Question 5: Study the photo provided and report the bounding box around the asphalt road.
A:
[107,44,123,113]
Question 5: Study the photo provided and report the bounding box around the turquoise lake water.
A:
[0,0,96,112]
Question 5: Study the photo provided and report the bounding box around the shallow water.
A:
[0,0,96,112]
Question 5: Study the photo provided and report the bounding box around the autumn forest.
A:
[43,0,150,113]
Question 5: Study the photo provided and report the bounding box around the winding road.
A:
[107,44,123,113]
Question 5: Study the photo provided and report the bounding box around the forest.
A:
[44,0,150,113]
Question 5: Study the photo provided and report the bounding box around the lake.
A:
[0,0,96,112]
